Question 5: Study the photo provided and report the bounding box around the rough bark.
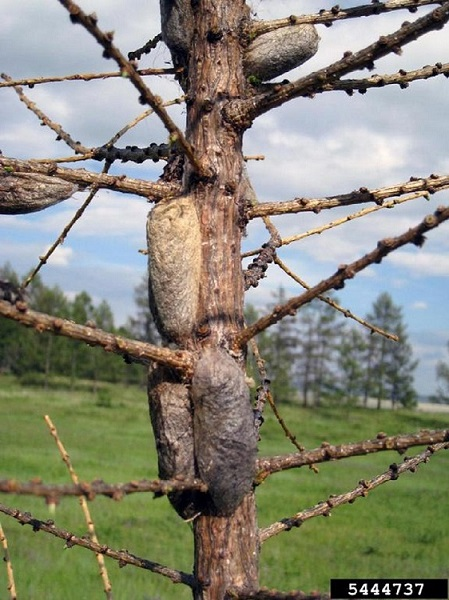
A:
[148,2,260,598]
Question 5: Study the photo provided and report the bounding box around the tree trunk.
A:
[148,1,260,597]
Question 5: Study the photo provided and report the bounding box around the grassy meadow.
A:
[0,374,448,599]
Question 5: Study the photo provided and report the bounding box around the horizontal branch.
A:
[251,0,442,33]
[0,502,193,587]
[0,300,193,374]
[256,429,449,479]
[0,157,179,212]
[0,67,179,90]
[259,441,449,542]
[0,478,207,501]
[324,61,449,95]
[248,173,449,218]
[230,2,449,124]
[237,205,449,346]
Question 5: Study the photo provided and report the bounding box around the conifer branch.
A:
[0,67,179,89]
[274,257,399,341]
[251,0,442,33]
[0,299,193,374]
[247,174,449,219]
[57,0,203,174]
[323,62,449,95]
[0,478,208,500]
[256,429,449,478]
[0,522,17,600]
[0,503,194,587]
[1,73,90,155]
[230,3,449,124]
[259,441,449,542]
[236,205,449,346]
[0,157,179,213]
[44,415,113,598]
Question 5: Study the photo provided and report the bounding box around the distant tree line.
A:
[246,289,419,408]
[0,263,158,390]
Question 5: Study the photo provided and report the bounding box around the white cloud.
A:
[43,245,73,267]
[388,251,449,277]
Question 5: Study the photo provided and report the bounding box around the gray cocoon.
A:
[244,24,320,81]
[192,348,257,516]
[148,365,197,519]
[147,195,201,344]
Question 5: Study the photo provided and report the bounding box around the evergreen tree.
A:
[336,326,368,404]
[433,342,449,404]
[295,297,342,406]
[363,292,417,408]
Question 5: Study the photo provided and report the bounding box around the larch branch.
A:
[251,0,442,33]
[0,521,17,600]
[236,205,449,346]
[0,503,194,587]
[1,73,90,155]
[248,174,449,219]
[57,0,202,173]
[0,67,179,89]
[259,441,449,542]
[0,478,208,501]
[0,156,179,211]
[323,61,449,95]
[274,257,399,341]
[230,3,449,124]
[0,299,193,374]
[256,429,449,479]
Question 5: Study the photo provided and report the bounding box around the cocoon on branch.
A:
[191,348,257,516]
[148,365,197,519]
[146,195,201,345]
[244,24,320,82]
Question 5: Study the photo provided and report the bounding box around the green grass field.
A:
[0,375,448,599]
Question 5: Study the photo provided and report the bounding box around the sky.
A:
[0,0,448,396]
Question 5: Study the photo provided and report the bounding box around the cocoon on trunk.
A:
[192,348,257,516]
[244,24,320,82]
[148,365,197,519]
[147,195,201,345]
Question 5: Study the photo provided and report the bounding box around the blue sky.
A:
[1,0,448,396]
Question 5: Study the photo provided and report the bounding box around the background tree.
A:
[1,1,449,598]
[434,342,449,403]
[364,292,418,408]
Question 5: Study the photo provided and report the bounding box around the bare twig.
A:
[0,522,17,600]
[0,503,194,587]
[236,205,449,346]
[57,0,203,173]
[44,415,113,598]
[260,441,449,542]
[250,338,306,455]
[230,3,449,124]
[323,62,449,95]
[0,478,208,500]
[0,156,180,204]
[0,67,179,89]
[251,0,442,33]
[256,429,449,478]
[1,73,89,155]
[274,257,399,341]
[0,300,193,374]
[247,174,449,219]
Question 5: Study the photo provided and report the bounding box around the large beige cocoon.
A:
[192,348,257,516]
[147,195,201,344]
[245,24,320,81]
